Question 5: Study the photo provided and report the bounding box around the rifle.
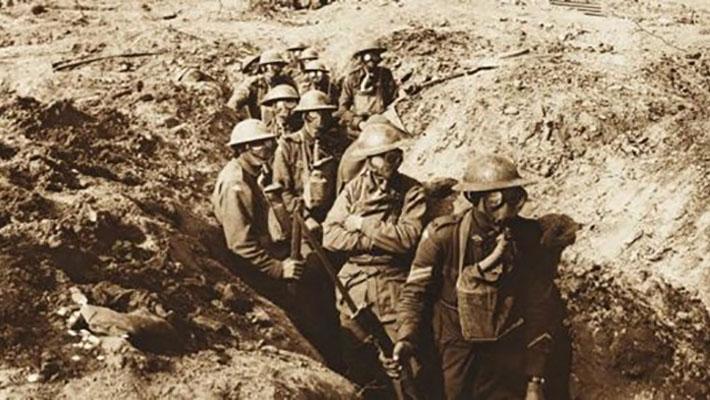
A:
[385,48,530,134]
[293,213,420,400]
[287,201,304,295]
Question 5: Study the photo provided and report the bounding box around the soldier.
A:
[322,122,426,397]
[298,47,319,67]
[299,60,340,105]
[292,48,320,93]
[240,53,261,77]
[337,39,398,138]
[211,119,303,283]
[391,155,570,400]
[286,41,307,63]
[270,90,350,369]
[227,49,296,120]
[272,90,350,225]
[260,84,301,138]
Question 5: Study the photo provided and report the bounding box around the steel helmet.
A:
[304,60,329,73]
[298,48,319,61]
[293,90,337,113]
[260,84,299,106]
[241,53,261,73]
[452,155,536,192]
[352,123,407,159]
[227,119,276,147]
[259,50,289,66]
[352,39,386,58]
[286,41,308,52]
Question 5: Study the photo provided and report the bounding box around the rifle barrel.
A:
[294,213,359,314]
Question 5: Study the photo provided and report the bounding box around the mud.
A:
[1,0,709,398]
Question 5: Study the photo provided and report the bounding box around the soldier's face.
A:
[477,187,527,224]
[368,149,402,180]
[361,52,381,70]
[308,70,326,84]
[248,138,276,162]
[290,49,302,60]
[273,99,297,120]
[304,110,329,132]
[262,64,283,80]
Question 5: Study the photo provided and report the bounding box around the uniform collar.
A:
[237,155,260,178]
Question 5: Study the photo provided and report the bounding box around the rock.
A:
[30,4,46,15]
[69,287,88,305]
[80,304,181,352]
[215,282,253,313]
[247,307,272,327]
[260,344,278,353]
[26,373,42,383]
[675,311,691,321]
[192,314,227,333]
[503,105,519,115]
[163,117,180,129]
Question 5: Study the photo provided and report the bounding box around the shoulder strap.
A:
[457,209,474,276]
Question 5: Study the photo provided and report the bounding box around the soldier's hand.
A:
[380,341,414,379]
[282,258,304,281]
[304,217,321,234]
[480,232,509,270]
[393,340,414,363]
[524,380,545,400]
[257,166,272,189]
[312,156,334,169]
[343,214,364,232]
[379,351,401,379]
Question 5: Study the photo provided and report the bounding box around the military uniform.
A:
[299,78,340,106]
[397,208,568,399]
[227,76,297,121]
[272,127,349,221]
[264,115,300,139]
[338,66,398,135]
[322,168,426,397]
[211,157,288,278]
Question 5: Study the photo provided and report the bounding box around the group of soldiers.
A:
[211,38,571,400]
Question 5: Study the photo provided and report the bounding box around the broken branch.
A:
[52,50,167,71]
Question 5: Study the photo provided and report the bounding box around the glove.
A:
[343,214,364,232]
[524,379,545,400]
[282,258,304,281]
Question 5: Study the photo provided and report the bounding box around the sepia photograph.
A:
[0,0,708,398]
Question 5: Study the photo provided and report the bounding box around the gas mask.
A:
[367,149,403,181]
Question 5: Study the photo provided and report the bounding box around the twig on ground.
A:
[166,26,210,42]
[52,50,167,71]
[630,19,686,52]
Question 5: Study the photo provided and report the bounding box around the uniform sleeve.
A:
[337,75,363,130]
[359,184,427,254]
[222,185,283,279]
[227,79,255,111]
[521,234,559,378]
[322,182,372,252]
[396,224,444,343]
[272,139,298,213]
